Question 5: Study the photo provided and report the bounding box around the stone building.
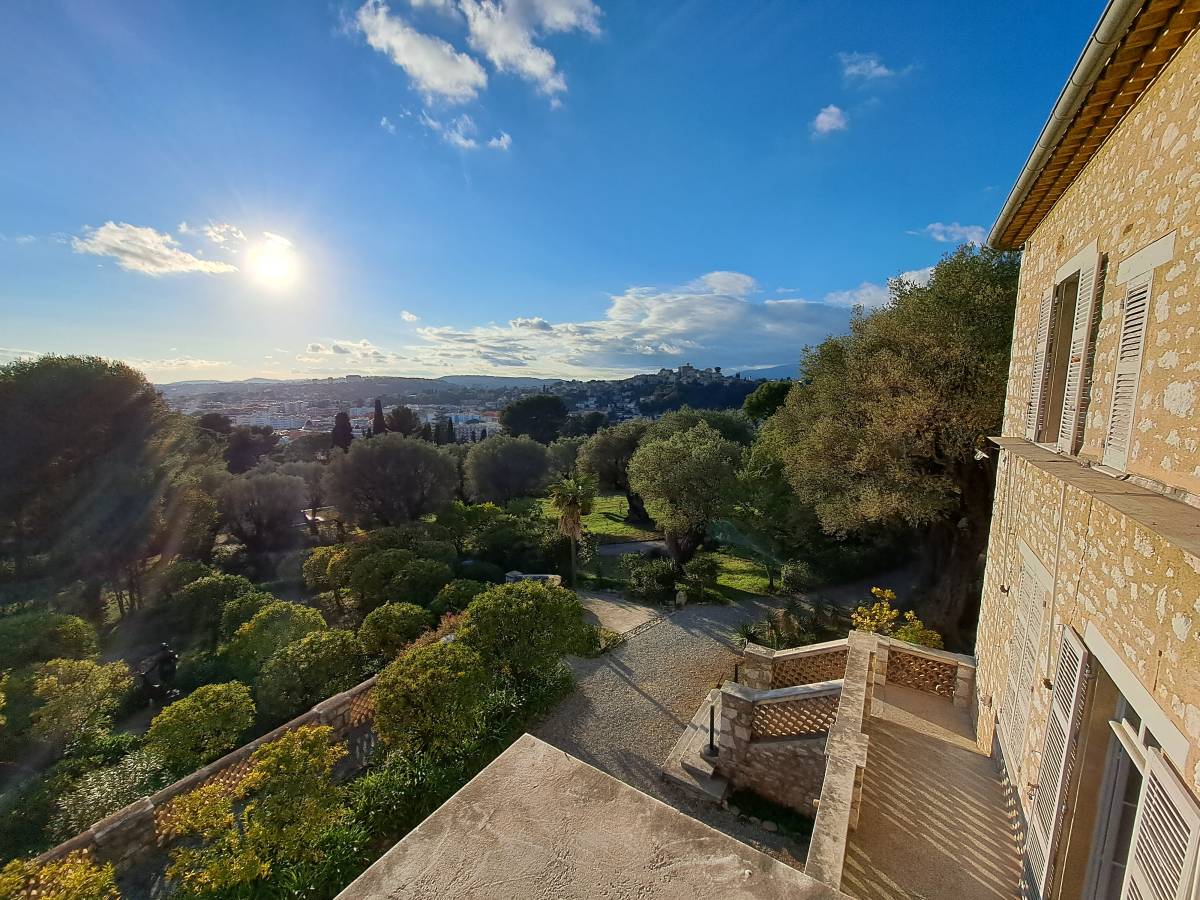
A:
[978,1,1200,897]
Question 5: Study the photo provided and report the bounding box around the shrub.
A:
[31,659,131,747]
[429,579,488,617]
[146,682,256,775]
[210,542,251,576]
[347,549,417,609]
[622,556,677,604]
[348,749,472,841]
[851,586,943,649]
[391,559,454,609]
[218,590,276,640]
[781,560,818,594]
[255,630,367,721]
[374,642,489,756]
[460,582,592,685]
[413,539,457,566]
[302,544,340,593]
[164,725,349,896]
[0,611,97,669]
[158,560,215,600]
[359,603,433,661]
[50,749,172,837]
[454,559,506,584]
[176,573,257,640]
[0,851,119,900]
[226,601,327,680]
[683,553,720,597]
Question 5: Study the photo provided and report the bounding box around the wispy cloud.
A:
[72,222,238,276]
[812,104,848,136]
[380,115,397,134]
[838,51,900,81]
[917,222,986,244]
[203,222,246,246]
[356,0,488,103]
[420,111,509,150]
[0,347,40,364]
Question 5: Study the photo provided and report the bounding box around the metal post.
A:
[734,663,740,683]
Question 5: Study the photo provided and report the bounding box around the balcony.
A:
[667,632,1022,899]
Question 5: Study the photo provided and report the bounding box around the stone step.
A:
[661,689,729,803]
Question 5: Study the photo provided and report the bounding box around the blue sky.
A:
[0,0,1100,382]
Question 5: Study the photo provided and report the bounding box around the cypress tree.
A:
[331,412,353,452]
[373,398,387,436]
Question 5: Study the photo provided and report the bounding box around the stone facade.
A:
[1001,29,1200,497]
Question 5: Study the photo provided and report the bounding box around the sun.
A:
[246,232,299,289]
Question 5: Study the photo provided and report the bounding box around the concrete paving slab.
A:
[577,590,664,635]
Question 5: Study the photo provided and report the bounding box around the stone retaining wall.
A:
[32,674,380,876]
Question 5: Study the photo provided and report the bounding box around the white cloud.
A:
[487,130,512,150]
[812,104,848,136]
[307,342,329,353]
[124,356,230,371]
[401,310,420,321]
[204,222,246,245]
[897,265,934,286]
[820,282,890,309]
[0,347,40,364]
[689,271,758,297]
[356,0,488,103]
[72,222,238,276]
[838,51,896,81]
[420,112,507,150]
[919,222,985,244]
[460,0,600,99]
[380,115,397,134]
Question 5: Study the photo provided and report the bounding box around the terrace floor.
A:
[842,684,1022,900]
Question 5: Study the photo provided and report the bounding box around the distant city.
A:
[160,363,781,442]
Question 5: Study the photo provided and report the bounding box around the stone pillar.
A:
[954,663,975,709]
[872,640,889,689]
[716,684,756,774]
[740,644,774,690]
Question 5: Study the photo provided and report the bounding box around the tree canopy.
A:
[464,435,550,504]
[218,471,305,553]
[384,405,421,437]
[764,245,1020,641]
[577,419,652,524]
[146,682,256,774]
[325,434,458,526]
[628,421,743,563]
[742,379,793,422]
[374,641,489,756]
[498,394,568,444]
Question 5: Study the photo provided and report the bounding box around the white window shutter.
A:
[1121,750,1200,900]
[1104,273,1152,470]
[1058,256,1102,454]
[1024,626,1089,897]
[999,562,1046,784]
[1027,289,1056,441]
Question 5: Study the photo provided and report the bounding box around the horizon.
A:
[1,1,1097,382]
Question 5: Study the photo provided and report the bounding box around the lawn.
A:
[710,546,773,600]
[540,493,661,544]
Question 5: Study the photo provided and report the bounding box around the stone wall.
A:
[976,441,1200,817]
[32,675,380,875]
[1001,29,1200,497]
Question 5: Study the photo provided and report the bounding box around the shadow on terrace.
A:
[675,631,1022,899]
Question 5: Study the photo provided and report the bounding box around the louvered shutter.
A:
[1024,626,1089,897]
[1027,290,1057,441]
[1000,562,1045,782]
[1058,256,1102,454]
[1121,750,1200,900]
[1104,273,1152,470]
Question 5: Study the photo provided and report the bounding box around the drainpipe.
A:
[988,0,1144,248]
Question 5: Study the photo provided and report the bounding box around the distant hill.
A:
[437,375,563,388]
[743,364,798,380]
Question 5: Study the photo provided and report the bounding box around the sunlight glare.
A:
[247,232,299,290]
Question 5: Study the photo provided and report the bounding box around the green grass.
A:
[710,546,773,600]
[540,493,661,544]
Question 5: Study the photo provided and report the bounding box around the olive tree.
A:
[464,435,550,504]
[627,422,743,564]
[255,630,366,721]
[217,471,306,554]
[324,435,458,527]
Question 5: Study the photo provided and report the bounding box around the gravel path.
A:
[533,596,809,867]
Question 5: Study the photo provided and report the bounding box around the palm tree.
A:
[547,474,597,588]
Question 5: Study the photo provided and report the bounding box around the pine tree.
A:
[331,412,353,452]
[372,398,387,437]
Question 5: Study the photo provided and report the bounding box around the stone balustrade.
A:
[740,638,849,690]
[873,635,975,706]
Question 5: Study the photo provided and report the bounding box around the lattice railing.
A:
[772,647,848,688]
[886,647,957,699]
[752,691,840,739]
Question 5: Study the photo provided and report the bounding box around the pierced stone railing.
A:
[740,637,849,690]
[750,682,842,739]
[874,636,975,706]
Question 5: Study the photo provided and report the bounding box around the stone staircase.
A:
[661,688,729,801]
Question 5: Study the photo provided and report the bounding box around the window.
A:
[1120,750,1200,899]
[1026,243,1102,451]
[998,548,1049,784]
[1102,272,1152,471]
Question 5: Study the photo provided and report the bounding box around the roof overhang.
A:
[989,0,1200,250]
